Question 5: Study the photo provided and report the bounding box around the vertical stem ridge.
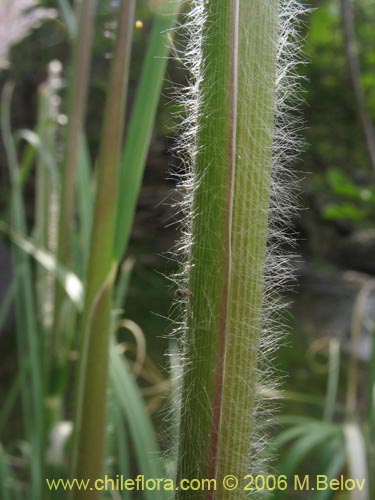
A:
[208,0,239,485]
[216,2,278,496]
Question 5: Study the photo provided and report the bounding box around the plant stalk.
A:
[52,0,95,354]
[176,1,279,498]
[70,1,135,494]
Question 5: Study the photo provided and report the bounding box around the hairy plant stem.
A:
[176,1,278,498]
[70,1,135,495]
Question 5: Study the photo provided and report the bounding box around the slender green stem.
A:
[35,81,58,332]
[71,1,135,494]
[53,0,95,353]
[58,0,76,39]
[323,339,340,422]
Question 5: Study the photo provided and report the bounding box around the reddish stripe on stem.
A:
[207,0,239,496]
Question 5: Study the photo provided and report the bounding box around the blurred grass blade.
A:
[110,342,169,500]
[0,359,28,437]
[112,404,131,500]
[277,415,324,426]
[273,421,338,450]
[0,222,83,309]
[76,139,94,270]
[275,425,342,500]
[0,274,15,334]
[114,256,135,311]
[312,444,346,500]
[276,390,344,411]
[114,6,182,261]
[1,82,44,499]
[58,0,76,39]
[53,0,95,338]
[15,129,59,189]
[0,444,11,500]
[14,141,36,189]
[71,1,135,493]
[55,0,95,269]
[343,423,370,500]
[323,338,340,421]
[0,444,22,500]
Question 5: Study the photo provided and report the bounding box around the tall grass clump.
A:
[172,0,306,496]
[0,0,182,498]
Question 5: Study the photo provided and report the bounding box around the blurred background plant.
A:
[0,0,374,499]
[0,0,57,70]
[0,0,181,498]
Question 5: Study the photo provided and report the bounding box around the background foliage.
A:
[0,0,374,498]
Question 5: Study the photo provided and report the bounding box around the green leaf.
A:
[57,0,77,39]
[110,342,169,500]
[326,168,360,199]
[76,138,94,271]
[114,9,182,261]
[0,222,83,309]
[322,203,366,221]
[15,129,60,189]
[275,426,342,500]
[312,440,346,500]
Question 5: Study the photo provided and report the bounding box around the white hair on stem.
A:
[164,0,309,492]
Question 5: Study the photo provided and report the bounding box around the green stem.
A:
[176,1,279,497]
[35,80,58,333]
[71,1,135,494]
[53,0,95,354]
